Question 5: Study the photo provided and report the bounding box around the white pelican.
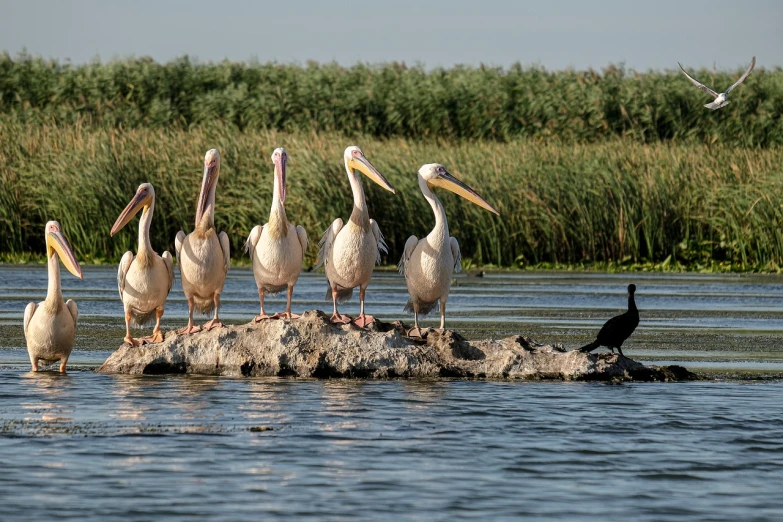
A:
[175,149,230,334]
[110,182,174,346]
[398,163,499,337]
[678,56,755,110]
[23,221,83,372]
[245,147,308,320]
[318,146,396,327]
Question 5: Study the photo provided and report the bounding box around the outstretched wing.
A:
[117,251,134,300]
[65,299,79,324]
[23,302,37,337]
[370,219,388,266]
[162,250,175,295]
[316,218,343,270]
[450,237,462,273]
[295,225,309,257]
[398,235,419,277]
[678,63,719,97]
[218,231,230,274]
[726,56,756,94]
[245,225,263,256]
[175,230,186,261]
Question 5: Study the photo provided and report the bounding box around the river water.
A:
[1,265,782,520]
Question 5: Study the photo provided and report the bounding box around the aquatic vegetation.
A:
[1,119,782,270]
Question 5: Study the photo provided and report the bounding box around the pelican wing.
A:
[117,251,134,299]
[175,230,186,260]
[370,219,388,265]
[245,225,263,256]
[398,235,419,277]
[450,237,462,273]
[678,63,719,97]
[295,225,309,256]
[316,218,343,269]
[218,231,230,274]
[23,302,37,337]
[65,299,79,324]
[162,250,174,295]
[726,56,756,94]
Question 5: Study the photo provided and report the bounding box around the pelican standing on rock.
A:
[318,146,396,327]
[245,147,308,320]
[399,164,499,337]
[175,149,230,334]
[110,182,174,346]
[23,221,83,372]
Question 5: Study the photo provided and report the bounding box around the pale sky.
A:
[1,0,780,70]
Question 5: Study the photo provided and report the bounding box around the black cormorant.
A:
[579,284,639,356]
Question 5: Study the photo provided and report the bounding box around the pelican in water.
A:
[245,147,308,320]
[318,146,396,327]
[23,221,83,372]
[175,149,230,334]
[399,164,499,337]
[110,182,174,345]
[678,56,756,110]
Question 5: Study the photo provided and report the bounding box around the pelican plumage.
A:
[245,147,308,320]
[317,146,396,327]
[110,182,174,346]
[175,149,230,334]
[398,163,499,337]
[23,221,83,372]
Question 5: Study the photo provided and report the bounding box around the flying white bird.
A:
[678,56,755,110]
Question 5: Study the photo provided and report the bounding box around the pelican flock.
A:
[399,164,499,337]
[678,56,756,110]
[175,149,231,334]
[246,147,308,320]
[318,146,396,327]
[110,182,174,346]
[23,221,83,372]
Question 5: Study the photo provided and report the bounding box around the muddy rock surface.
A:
[97,310,695,381]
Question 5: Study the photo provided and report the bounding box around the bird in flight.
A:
[678,56,756,110]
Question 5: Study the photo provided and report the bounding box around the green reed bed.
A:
[2,54,783,147]
[1,120,782,270]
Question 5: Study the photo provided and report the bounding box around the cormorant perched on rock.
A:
[579,284,638,356]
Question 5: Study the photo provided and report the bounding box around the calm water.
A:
[1,266,783,520]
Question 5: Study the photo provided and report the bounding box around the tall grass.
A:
[2,119,782,269]
[2,53,782,147]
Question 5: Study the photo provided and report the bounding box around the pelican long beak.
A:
[429,172,500,215]
[47,229,83,279]
[275,155,287,204]
[351,155,396,194]
[110,190,150,236]
[196,163,218,224]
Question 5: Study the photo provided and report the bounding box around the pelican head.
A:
[419,163,500,215]
[196,148,221,224]
[45,221,83,279]
[344,146,396,194]
[111,182,155,236]
[271,147,288,204]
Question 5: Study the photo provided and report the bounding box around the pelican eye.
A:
[437,166,447,175]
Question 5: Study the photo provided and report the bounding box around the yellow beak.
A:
[350,155,396,194]
[47,229,83,279]
[196,164,218,224]
[429,172,500,215]
[110,190,150,236]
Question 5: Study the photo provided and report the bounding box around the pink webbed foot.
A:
[254,314,272,322]
[407,327,428,338]
[203,319,225,331]
[177,324,202,335]
[271,312,300,320]
[352,315,376,328]
[330,313,352,324]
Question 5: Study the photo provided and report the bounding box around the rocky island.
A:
[97,310,695,381]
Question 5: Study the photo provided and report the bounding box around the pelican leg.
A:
[254,288,272,322]
[617,346,624,357]
[140,308,165,344]
[203,292,225,330]
[436,301,447,334]
[123,308,140,346]
[407,304,426,338]
[59,357,68,373]
[352,286,376,328]
[177,296,202,335]
[273,285,300,320]
[329,284,352,324]
[30,354,38,372]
